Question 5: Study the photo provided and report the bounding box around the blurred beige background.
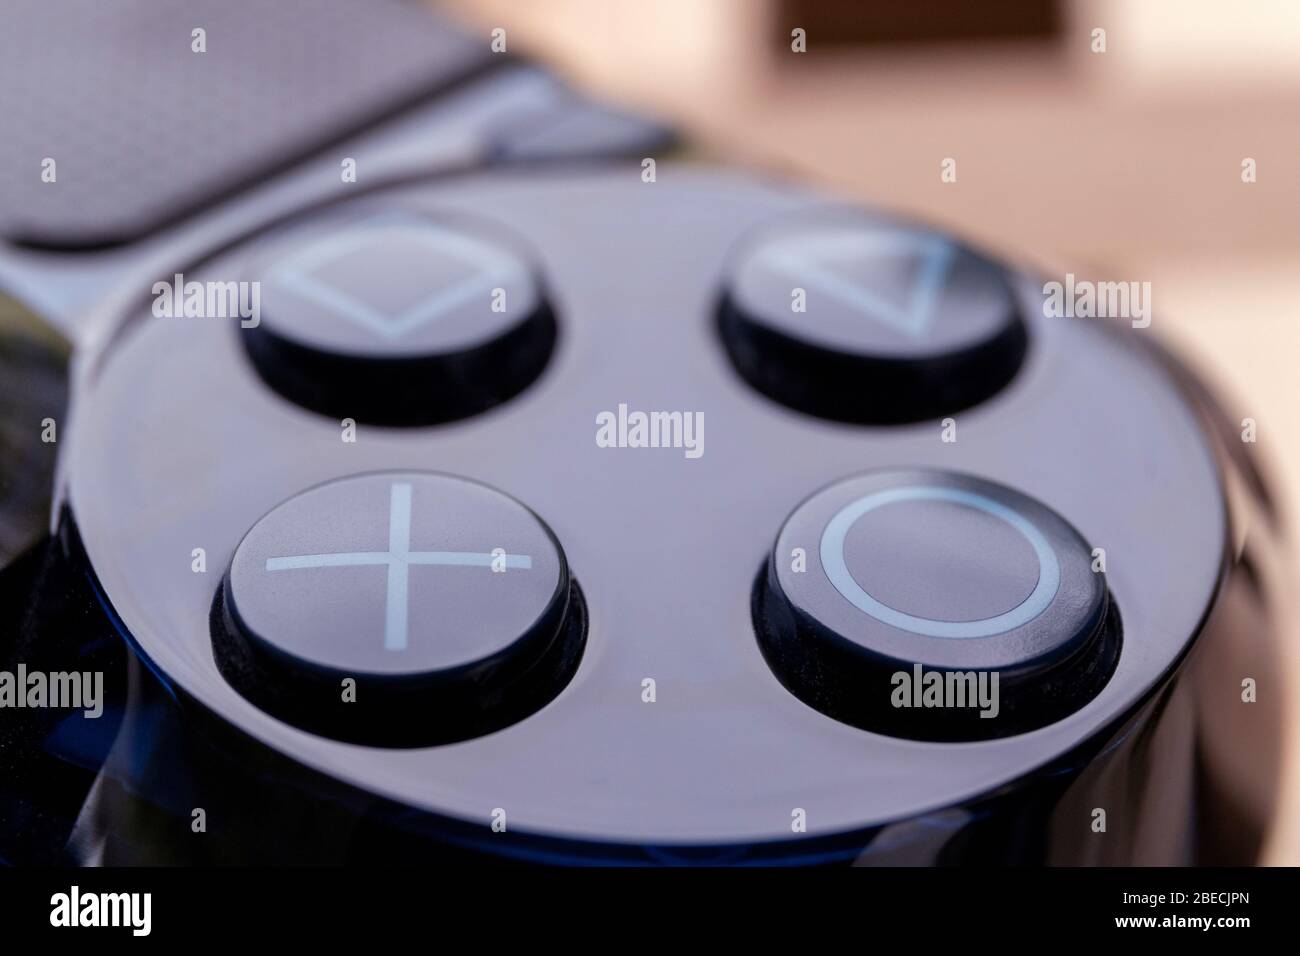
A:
[436,0,1299,861]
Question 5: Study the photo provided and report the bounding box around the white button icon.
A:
[264,482,532,651]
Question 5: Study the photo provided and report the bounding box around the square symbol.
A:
[266,218,524,340]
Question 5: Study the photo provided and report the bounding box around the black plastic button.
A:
[211,472,585,746]
[718,213,1027,424]
[242,213,555,426]
[754,470,1119,740]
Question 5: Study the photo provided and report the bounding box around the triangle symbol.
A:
[759,230,955,338]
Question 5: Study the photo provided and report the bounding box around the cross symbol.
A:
[264,482,532,651]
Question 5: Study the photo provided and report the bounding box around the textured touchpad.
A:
[0,0,496,249]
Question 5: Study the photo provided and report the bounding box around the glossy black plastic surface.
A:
[62,167,1227,850]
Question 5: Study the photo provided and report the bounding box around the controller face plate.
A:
[64,166,1226,847]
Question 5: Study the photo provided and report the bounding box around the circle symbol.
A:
[820,486,1060,639]
[754,469,1120,740]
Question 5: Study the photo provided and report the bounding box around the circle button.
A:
[718,213,1027,424]
[212,472,585,746]
[754,470,1119,740]
[242,212,555,426]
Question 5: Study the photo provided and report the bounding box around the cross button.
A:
[264,481,532,651]
[213,472,582,746]
[218,472,566,678]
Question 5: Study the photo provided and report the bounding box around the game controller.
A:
[0,2,1286,866]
